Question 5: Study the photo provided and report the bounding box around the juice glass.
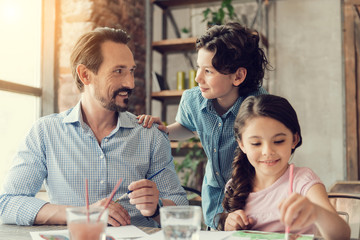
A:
[66,206,108,240]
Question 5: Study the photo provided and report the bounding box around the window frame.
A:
[0,0,56,117]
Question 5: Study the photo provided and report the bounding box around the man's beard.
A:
[95,87,132,112]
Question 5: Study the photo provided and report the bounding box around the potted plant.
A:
[180,0,239,36]
[202,0,239,27]
[175,137,206,192]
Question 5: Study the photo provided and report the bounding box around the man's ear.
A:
[233,67,247,87]
[292,133,300,149]
[237,139,246,154]
[76,64,91,86]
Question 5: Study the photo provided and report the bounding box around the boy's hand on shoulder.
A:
[278,193,317,231]
[137,115,168,134]
[225,210,254,231]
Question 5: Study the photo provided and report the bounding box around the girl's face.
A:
[195,48,242,101]
[238,116,299,181]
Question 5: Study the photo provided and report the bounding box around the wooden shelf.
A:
[151,90,184,101]
[152,0,221,9]
[152,38,197,54]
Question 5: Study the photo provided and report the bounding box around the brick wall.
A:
[56,0,146,115]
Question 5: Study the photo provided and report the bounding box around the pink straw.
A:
[285,164,294,240]
[85,178,90,222]
[97,178,123,222]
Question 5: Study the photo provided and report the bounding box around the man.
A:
[0,27,188,227]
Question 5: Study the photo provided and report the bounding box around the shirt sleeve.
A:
[0,121,48,225]
[294,167,324,196]
[148,128,188,206]
[175,89,197,132]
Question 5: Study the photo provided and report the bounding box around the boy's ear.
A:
[237,139,246,154]
[76,64,91,86]
[292,133,300,149]
[233,67,247,87]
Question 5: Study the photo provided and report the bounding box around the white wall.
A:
[267,0,345,189]
[151,0,346,189]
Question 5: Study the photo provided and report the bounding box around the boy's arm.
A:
[167,122,195,141]
[137,115,195,141]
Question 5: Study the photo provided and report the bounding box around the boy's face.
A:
[195,48,240,103]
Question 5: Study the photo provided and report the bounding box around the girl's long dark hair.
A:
[217,94,302,230]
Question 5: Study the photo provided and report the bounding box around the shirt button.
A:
[214,148,216,153]
[105,138,109,142]
[218,123,221,127]
[100,180,104,184]
[216,172,220,176]
[100,155,104,159]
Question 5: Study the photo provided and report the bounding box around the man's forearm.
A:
[34,203,69,225]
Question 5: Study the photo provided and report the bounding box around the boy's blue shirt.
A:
[175,86,268,228]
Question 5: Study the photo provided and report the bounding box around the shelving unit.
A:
[145,0,207,123]
[145,0,270,149]
[152,37,198,54]
[145,0,269,116]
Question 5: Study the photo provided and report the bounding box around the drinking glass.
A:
[160,206,202,240]
[66,206,108,240]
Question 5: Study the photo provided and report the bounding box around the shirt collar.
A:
[63,101,82,124]
[63,101,135,130]
[201,96,245,118]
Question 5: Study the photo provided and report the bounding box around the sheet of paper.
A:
[30,225,149,240]
[224,230,314,240]
[137,230,234,240]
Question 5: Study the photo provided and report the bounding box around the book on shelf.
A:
[152,71,169,91]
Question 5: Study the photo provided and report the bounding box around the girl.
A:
[218,94,350,239]
[138,22,270,229]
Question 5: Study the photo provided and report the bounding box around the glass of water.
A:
[160,206,202,240]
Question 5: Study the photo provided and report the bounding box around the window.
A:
[0,0,55,186]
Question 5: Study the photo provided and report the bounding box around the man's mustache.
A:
[113,88,133,98]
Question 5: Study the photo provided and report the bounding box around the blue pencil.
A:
[114,167,166,203]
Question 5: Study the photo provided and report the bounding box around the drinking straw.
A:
[114,167,166,203]
[97,178,123,222]
[85,178,89,223]
[285,164,294,240]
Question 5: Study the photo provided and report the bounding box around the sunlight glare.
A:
[0,1,21,23]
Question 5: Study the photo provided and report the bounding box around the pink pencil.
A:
[97,178,123,222]
[285,164,294,240]
[85,178,90,222]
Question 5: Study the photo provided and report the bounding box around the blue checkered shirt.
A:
[176,87,267,228]
[0,101,188,226]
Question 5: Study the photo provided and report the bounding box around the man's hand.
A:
[91,198,131,227]
[128,179,160,217]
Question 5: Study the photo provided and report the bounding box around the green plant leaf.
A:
[181,27,189,33]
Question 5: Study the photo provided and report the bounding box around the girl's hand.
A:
[224,210,254,231]
[136,115,168,134]
[278,193,317,231]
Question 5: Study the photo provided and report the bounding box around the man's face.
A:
[91,41,136,112]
